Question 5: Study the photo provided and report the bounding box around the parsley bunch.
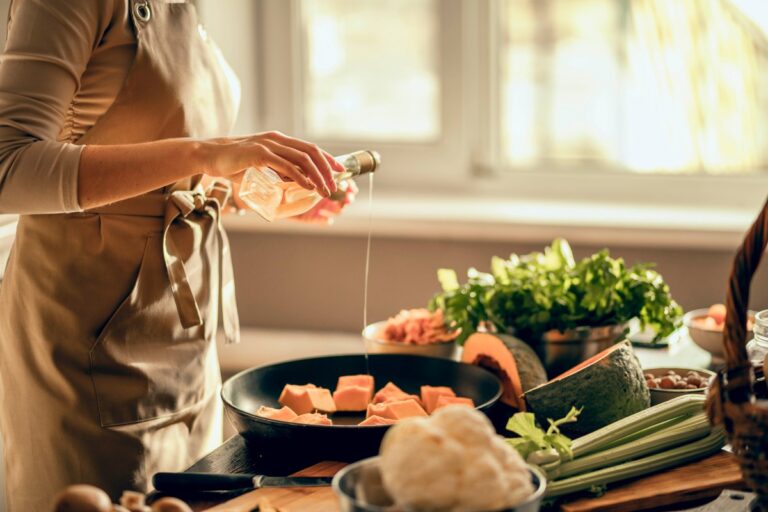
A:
[429,239,682,345]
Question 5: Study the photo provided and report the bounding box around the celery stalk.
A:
[548,413,712,479]
[571,395,705,458]
[545,427,725,497]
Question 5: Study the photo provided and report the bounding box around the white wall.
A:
[196,0,260,136]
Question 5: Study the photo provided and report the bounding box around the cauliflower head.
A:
[379,405,534,511]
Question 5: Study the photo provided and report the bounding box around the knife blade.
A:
[153,472,333,493]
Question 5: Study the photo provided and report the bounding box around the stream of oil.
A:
[362,174,374,377]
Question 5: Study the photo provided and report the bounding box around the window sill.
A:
[223,192,755,250]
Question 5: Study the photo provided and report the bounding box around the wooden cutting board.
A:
[204,452,744,512]
[560,451,745,512]
[203,461,345,512]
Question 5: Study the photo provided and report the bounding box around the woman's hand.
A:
[199,131,345,197]
[78,132,344,210]
[290,180,358,225]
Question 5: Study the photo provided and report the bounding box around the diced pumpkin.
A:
[255,405,298,422]
[461,333,547,410]
[420,385,457,414]
[337,374,375,390]
[333,385,372,412]
[367,398,428,420]
[293,413,332,426]
[372,382,420,405]
[279,384,337,415]
[432,396,474,412]
[359,415,398,426]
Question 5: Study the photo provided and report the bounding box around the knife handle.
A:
[153,472,254,492]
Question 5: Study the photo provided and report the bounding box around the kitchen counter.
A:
[162,333,723,511]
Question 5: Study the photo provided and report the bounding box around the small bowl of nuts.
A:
[643,367,716,406]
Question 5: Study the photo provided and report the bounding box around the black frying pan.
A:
[221,354,502,461]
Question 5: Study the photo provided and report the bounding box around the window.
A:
[201,0,768,208]
[300,0,440,141]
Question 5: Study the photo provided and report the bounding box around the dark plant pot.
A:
[527,323,628,378]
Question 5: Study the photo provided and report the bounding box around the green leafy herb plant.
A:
[429,239,682,345]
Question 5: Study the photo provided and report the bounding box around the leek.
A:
[545,427,726,497]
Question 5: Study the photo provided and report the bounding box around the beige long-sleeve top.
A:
[0,0,135,214]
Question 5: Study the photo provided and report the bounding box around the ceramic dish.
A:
[684,308,755,361]
[363,321,458,360]
[644,367,716,406]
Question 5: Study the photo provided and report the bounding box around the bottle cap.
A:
[357,150,381,175]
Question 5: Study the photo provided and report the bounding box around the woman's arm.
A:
[0,0,342,213]
[78,132,344,210]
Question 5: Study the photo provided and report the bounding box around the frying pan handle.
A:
[153,471,254,492]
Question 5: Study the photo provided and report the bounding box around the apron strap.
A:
[163,184,240,344]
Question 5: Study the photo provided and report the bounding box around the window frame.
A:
[249,0,768,211]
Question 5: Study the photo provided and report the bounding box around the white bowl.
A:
[362,321,458,360]
[683,308,754,359]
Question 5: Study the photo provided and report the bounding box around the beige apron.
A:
[0,1,240,509]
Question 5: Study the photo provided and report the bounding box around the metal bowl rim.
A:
[221,353,502,431]
[331,456,547,511]
[539,322,627,344]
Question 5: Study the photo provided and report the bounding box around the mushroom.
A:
[52,485,112,512]
[119,491,149,512]
[150,497,193,512]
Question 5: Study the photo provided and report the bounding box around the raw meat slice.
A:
[293,413,332,426]
[433,396,475,412]
[279,384,337,415]
[359,415,398,426]
[420,385,457,414]
[367,399,428,420]
[255,406,298,422]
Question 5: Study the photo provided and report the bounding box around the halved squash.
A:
[461,333,547,410]
[523,340,649,436]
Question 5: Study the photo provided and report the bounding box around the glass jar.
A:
[747,309,768,367]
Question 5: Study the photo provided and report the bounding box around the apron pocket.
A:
[89,234,213,427]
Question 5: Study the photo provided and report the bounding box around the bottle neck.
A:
[336,150,381,178]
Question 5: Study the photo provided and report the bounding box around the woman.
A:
[0,1,350,509]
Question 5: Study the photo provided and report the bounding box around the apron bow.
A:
[163,184,240,344]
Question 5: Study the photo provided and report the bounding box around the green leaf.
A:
[506,413,547,446]
[505,408,581,462]
[437,268,459,292]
